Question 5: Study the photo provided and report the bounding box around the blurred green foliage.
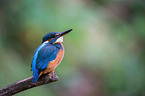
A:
[0,0,145,96]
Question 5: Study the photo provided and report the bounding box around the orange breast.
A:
[39,43,64,76]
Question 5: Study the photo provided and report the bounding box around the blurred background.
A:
[0,0,145,96]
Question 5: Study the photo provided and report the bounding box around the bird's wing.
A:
[36,44,59,70]
[31,43,59,71]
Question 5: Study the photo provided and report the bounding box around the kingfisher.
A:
[31,29,72,82]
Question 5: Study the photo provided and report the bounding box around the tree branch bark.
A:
[0,72,59,96]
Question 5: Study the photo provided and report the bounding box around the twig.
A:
[0,72,59,96]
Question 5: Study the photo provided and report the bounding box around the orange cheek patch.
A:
[47,38,53,42]
[55,34,59,36]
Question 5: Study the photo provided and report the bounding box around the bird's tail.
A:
[33,69,39,82]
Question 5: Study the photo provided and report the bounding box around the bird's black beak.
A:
[60,29,73,37]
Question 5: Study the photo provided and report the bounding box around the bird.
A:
[31,29,72,82]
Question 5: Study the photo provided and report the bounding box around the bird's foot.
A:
[49,71,58,81]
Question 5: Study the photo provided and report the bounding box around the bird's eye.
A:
[51,35,55,38]
[51,34,59,38]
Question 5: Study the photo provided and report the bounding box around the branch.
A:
[0,72,59,96]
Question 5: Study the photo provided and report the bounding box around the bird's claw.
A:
[49,71,55,80]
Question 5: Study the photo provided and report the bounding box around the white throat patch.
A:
[55,36,63,43]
